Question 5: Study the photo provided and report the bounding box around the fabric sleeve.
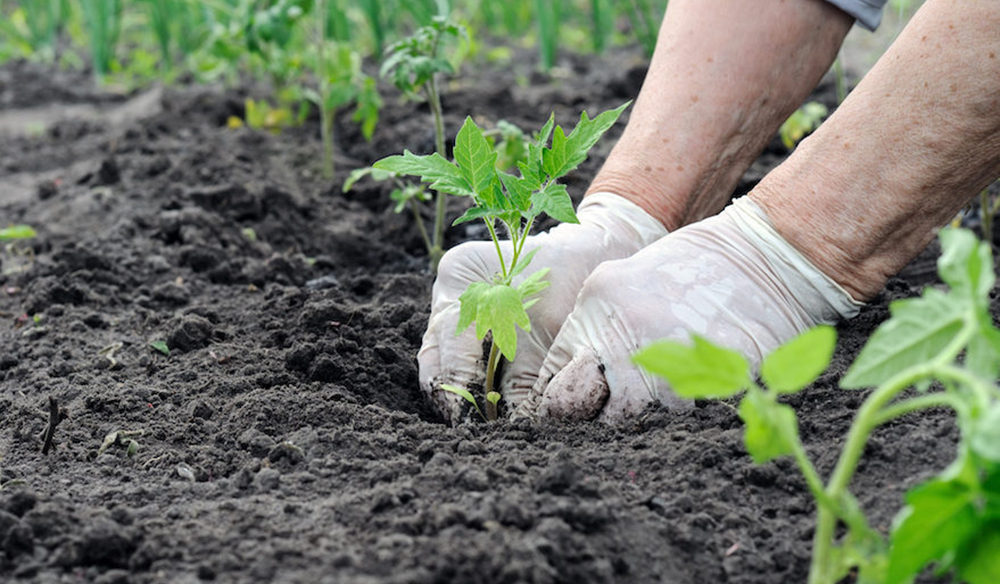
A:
[823,0,890,31]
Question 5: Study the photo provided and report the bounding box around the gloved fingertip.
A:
[424,381,467,425]
[537,349,610,422]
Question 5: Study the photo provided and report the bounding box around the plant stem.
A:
[484,342,500,421]
[808,325,972,584]
[871,392,965,427]
[981,189,993,244]
[409,199,434,256]
[425,78,447,271]
[485,220,508,279]
[320,108,335,180]
[833,53,847,104]
[318,0,335,180]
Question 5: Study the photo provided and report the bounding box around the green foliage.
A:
[633,335,749,399]
[375,103,628,418]
[533,0,560,70]
[622,0,667,58]
[149,340,170,356]
[0,225,36,240]
[79,0,122,80]
[0,0,68,60]
[780,101,828,150]
[635,229,1000,584]
[440,383,485,420]
[380,16,466,100]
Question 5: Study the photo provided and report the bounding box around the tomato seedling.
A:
[375,102,629,420]
[344,15,467,271]
[635,227,1000,584]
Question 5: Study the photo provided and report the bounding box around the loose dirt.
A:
[0,53,959,583]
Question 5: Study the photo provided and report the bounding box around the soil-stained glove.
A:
[513,196,864,423]
[419,192,668,422]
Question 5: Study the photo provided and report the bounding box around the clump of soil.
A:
[0,54,957,583]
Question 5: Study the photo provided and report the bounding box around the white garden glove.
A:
[513,196,864,423]
[419,192,668,422]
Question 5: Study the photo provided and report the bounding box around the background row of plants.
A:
[0,0,669,86]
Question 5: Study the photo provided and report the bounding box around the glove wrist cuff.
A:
[578,192,670,248]
[728,196,865,322]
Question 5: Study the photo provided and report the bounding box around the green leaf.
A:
[542,102,629,179]
[0,225,36,240]
[938,228,994,302]
[440,384,484,420]
[972,403,1000,462]
[515,267,550,300]
[760,325,836,394]
[632,335,749,399]
[966,320,1000,380]
[497,171,532,212]
[541,124,569,178]
[841,289,965,388]
[149,341,170,356]
[739,390,798,463]
[352,76,381,141]
[533,114,555,151]
[509,248,541,280]
[530,182,578,224]
[486,391,501,405]
[456,282,530,361]
[886,478,980,584]
[956,523,1000,584]
[342,166,395,192]
[374,150,472,196]
[454,116,498,197]
[451,206,495,226]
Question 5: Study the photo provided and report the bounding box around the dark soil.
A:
[0,52,962,584]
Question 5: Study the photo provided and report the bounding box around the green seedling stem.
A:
[21,0,65,53]
[373,16,466,270]
[317,0,334,179]
[979,183,1000,244]
[425,33,448,269]
[625,0,663,57]
[833,53,847,104]
[358,0,385,58]
[80,0,122,81]
[589,0,612,53]
[533,0,560,70]
[636,227,1000,584]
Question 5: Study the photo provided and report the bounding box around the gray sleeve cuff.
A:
[823,0,889,31]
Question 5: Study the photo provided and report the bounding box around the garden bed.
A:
[0,53,958,584]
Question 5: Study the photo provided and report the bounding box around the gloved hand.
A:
[512,196,864,423]
[419,192,669,422]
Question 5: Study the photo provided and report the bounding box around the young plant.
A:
[0,0,68,60]
[375,102,629,420]
[374,16,466,268]
[303,17,381,180]
[343,117,531,272]
[635,227,1000,584]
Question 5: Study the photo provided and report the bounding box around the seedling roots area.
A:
[0,57,962,584]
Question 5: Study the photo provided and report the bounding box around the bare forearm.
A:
[590,0,853,231]
[754,0,1000,300]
